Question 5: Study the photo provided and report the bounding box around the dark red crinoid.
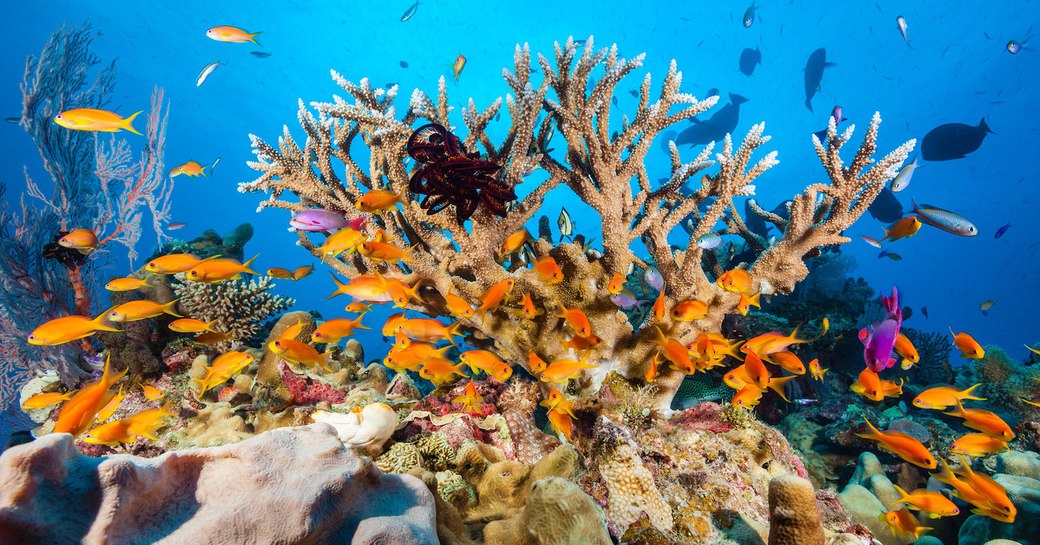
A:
[406,123,516,223]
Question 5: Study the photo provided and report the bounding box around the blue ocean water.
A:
[1,0,1036,367]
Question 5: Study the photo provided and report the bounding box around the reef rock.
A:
[0,424,437,545]
[483,477,611,545]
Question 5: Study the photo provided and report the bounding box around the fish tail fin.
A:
[401,244,417,263]
[90,306,122,332]
[768,375,796,402]
[653,326,668,347]
[325,273,348,299]
[855,418,882,440]
[961,383,987,401]
[933,458,957,485]
[979,117,992,134]
[318,352,334,372]
[161,299,182,318]
[405,278,424,301]
[892,484,911,505]
[241,254,260,275]
[805,99,813,113]
[943,398,966,418]
[122,110,143,135]
[748,292,761,308]
[249,32,262,46]
[353,317,371,331]
[204,319,219,332]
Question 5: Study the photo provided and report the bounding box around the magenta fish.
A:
[859,286,902,372]
[290,209,354,231]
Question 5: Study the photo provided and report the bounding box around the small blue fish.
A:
[401,0,419,22]
[742,1,756,28]
[878,250,903,261]
[644,267,664,292]
[994,222,1012,239]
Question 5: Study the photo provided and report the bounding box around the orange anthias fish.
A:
[452,379,483,413]
[606,272,625,295]
[58,228,99,254]
[311,316,369,345]
[769,351,806,375]
[194,351,256,395]
[186,255,259,282]
[652,291,666,321]
[385,337,450,373]
[444,291,476,318]
[537,355,596,384]
[808,358,828,381]
[375,274,421,308]
[951,433,1010,457]
[892,485,960,518]
[20,390,75,410]
[913,384,986,410]
[856,418,937,469]
[934,457,1016,523]
[270,338,333,372]
[459,350,513,382]
[105,276,154,292]
[732,385,764,409]
[396,318,462,344]
[534,256,564,285]
[452,54,467,80]
[54,108,142,134]
[141,384,165,401]
[557,304,592,338]
[358,241,415,264]
[561,333,603,353]
[894,332,920,369]
[881,216,923,242]
[82,401,178,446]
[169,160,207,177]
[520,293,542,319]
[742,326,809,358]
[345,301,372,314]
[356,190,403,213]
[547,407,573,441]
[653,327,697,374]
[326,274,392,303]
[28,310,120,346]
[950,329,985,359]
[53,355,127,437]
[851,367,903,402]
[540,388,576,418]
[528,352,550,374]
[644,352,662,383]
[145,253,207,274]
[316,228,365,257]
[169,318,217,333]
[499,230,529,255]
[206,25,261,44]
[477,278,515,313]
[95,385,126,422]
[717,268,753,294]
[736,292,761,316]
[881,507,932,540]
[944,400,1015,441]
[418,357,467,386]
[108,300,181,322]
[671,300,708,322]
[194,331,234,345]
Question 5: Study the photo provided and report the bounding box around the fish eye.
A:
[28,334,34,340]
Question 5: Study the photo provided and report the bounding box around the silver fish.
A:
[896,16,911,48]
[557,207,573,239]
[890,158,919,192]
[611,289,647,309]
[210,156,222,174]
[697,233,722,250]
[912,199,979,236]
[401,0,419,22]
[196,61,221,87]
[644,267,664,292]
[860,235,883,249]
[742,1,756,28]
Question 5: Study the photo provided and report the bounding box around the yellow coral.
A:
[599,442,673,532]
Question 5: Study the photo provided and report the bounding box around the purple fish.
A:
[812,105,849,141]
[644,267,664,292]
[994,222,1012,239]
[860,286,902,372]
[611,289,648,309]
[290,209,350,231]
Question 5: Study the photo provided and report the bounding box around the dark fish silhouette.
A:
[401,0,419,22]
[659,130,678,153]
[869,187,903,223]
[249,51,271,58]
[677,93,748,146]
[745,200,769,239]
[738,47,761,76]
[921,118,992,161]
[400,61,409,68]
[994,222,1012,239]
[706,88,720,98]
[803,48,836,113]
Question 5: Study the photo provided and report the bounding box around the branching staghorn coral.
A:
[172,275,296,348]
[242,37,913,410]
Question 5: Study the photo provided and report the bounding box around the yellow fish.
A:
[913,384,986,410]
[943,400,1015,441]
[108,299,181,322]
[499,230,529,255]
[316,228,364,257]
[53,354,127,437]
[145,253,209,274]
[670,299,708,321]
[950,328,985,359]
[194,351,256,395]
[452,379,483,413]
[206,25,261,44]
[169,160,207,177]
[736,292,761,316]
[345,301,372,314]
[105,276,154,291]
[534,256,564,284]
[311,316,369,344]
[356,190,403,213]
[459,350,513,382]
[540,388,576,418]
[547,407,573,440]
[358,241,415,264]
[951,433,1010,457]
[881,507,932,540]
[717,268,753,294]
[20,390,75,410]
[452,54,467,80]
[82,401,178,446]
[477,278,515,313]
[556,304,592,338]
[418,357,467,386]
[537,355,596,384]
[168,318,217,333]
[326,273,392,303]
[141,384,165,401]
[881,216,922,242]
[808,358,828,381]
[895,332,920,369]
[28,309,120,346]
[606,272,625,295]
[95,385,126,422]
[560,333,603,353]
[54,108,141,134]
[58,228,99,254]
[269,338,333,372]
[186,255,259,282]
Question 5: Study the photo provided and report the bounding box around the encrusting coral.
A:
[482,477,612,545]
[241,36,914,411]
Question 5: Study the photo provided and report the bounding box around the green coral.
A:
[718,403,756,429]
[376,442,424,474]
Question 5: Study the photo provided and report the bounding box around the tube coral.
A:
[242,37,913,410]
